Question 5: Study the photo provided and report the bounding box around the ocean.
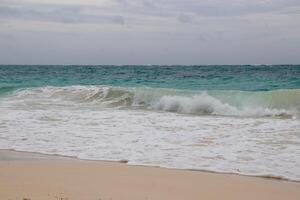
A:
[0,65,299,181]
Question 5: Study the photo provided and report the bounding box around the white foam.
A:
[6,86,300,118]
[0,86,300,181]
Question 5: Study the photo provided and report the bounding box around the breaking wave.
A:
[5,85,300,118]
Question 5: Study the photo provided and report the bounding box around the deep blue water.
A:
[0,65,300,94]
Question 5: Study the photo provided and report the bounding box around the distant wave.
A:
[0,85,19,95]
[5,85,300,118]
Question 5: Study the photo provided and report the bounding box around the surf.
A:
[1,84,300,181]
[4,85,300,118]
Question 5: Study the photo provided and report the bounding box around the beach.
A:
[1,65,300,199]
[1,0,300,198]
[1,150,299,200]
[1,66,300,181]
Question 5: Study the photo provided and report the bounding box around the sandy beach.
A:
[0,150,299,200]
[1,0,300,198]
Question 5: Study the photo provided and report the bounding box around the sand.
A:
[0,150,299,200]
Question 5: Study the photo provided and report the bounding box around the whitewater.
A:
[0,65,299,181]
[0,85,299,181]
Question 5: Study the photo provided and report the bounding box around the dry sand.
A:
[0,150,299,200]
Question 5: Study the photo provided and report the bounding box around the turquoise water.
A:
[1,65,300,94]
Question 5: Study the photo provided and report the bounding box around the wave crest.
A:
[5,86,300,118]
[154,94,234,115]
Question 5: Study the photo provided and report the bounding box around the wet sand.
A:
[0,150,299,200]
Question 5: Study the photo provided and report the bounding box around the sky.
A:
[0,0,300,65]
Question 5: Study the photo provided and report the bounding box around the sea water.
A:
[0,65,299,180]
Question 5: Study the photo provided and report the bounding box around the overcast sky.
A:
[0,0,299,65]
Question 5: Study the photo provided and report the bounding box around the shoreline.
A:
[1,149,297,183]
[1,150,300,200]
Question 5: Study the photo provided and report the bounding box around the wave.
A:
[4,85,300,118]
[0,85,19,96]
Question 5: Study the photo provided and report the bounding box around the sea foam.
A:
[7,85,300,118]
[0,85,300,181]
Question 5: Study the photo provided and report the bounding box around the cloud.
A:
[154,0,300,17]
[142,1,156,9]
[0,32,14,40]
[177,14,192,23]
[0,1,126,25]
[0,0,299,26]
[0,0,299,65]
